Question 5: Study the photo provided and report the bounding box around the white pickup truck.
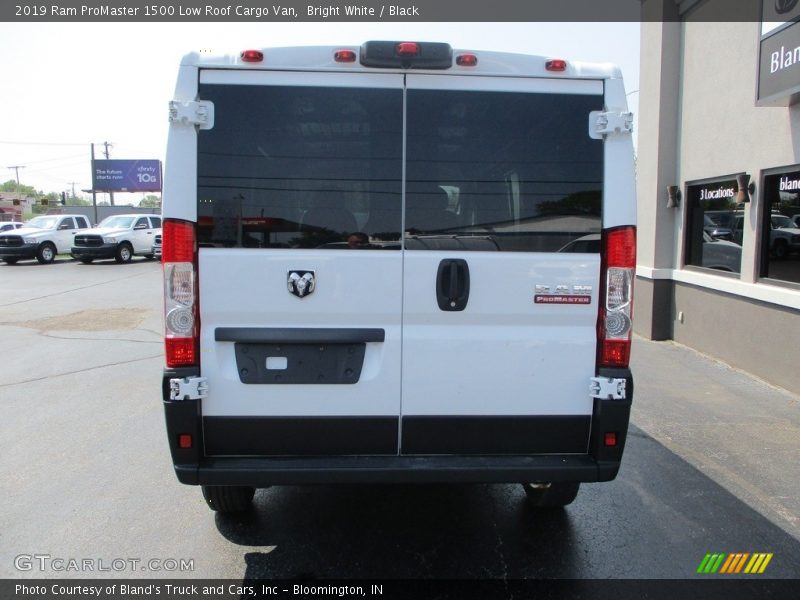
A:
[71,214,162,264]
[0,214,91,264]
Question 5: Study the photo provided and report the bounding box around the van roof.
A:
[180,43,623,80]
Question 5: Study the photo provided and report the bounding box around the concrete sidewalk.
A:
[629,336,800,540]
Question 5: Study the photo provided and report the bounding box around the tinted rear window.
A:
[197,83,403,249]
[196,82,602,252]
[405,89,603,252]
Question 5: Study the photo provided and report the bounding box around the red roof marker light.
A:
[240,49,264,63]
[546,59,568,72]
[456,53,478,67]
[334,49,357,63]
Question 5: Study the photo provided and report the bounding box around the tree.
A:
[139,194,161,208]
[1,179,38,197]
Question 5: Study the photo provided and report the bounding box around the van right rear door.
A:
[399,75,606,456]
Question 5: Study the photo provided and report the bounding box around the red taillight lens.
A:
[396,42,420,57]
[604,432,618,447]
[605,227,637,267]
[163,220,195,263]
[456,53,478,67]
[240,49,264,63]
[598,226,636,369]
[178,434,193,449]
[546,59,567,72]
[334,49,357,63]
[163,219,198,368]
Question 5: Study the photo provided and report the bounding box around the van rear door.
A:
[196,71,405,457]
[400,75,605,455]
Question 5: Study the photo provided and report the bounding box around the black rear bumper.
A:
[163,367,633,486]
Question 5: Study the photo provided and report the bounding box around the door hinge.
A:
[169,376,209,401]
[590,376,627,400]
[169,100,214,129]
[589,110,633,139]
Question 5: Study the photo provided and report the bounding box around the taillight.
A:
[163,219,198,368]
[598,226,636,369]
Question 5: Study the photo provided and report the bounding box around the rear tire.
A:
[2,258,19,265]
[773,239,789,260]
[522,482,580,508]
[36,243,56,264]
[201,485,255,513]
[115,242,133,264]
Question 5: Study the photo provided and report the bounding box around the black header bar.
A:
[1,0,765,23]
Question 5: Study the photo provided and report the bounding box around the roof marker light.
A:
[334,49,357,63]
[396,42,420,57]
[240,49,264,63]
[456,53,478,67]
[546,59,567,72]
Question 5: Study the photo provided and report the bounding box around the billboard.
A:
[92,159,162,192]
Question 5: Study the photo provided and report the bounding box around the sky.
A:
[0,22,640,204]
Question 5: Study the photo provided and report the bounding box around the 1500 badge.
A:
[534,284,593,305]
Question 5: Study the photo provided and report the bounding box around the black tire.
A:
[115,242,133,264]
[773,239,789,260]
[79,258,94,264]
[201,485,255,513]
[2,258,19,265]
[522,482,580,508]
[36,242,57,264]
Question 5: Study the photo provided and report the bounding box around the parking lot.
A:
[1,258,800,583]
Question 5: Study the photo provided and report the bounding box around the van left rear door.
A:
[196,71,405,457]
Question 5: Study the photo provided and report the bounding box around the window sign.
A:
[760,167,800,284]
[684,178,743,274]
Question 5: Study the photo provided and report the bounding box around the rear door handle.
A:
[436,258,470,311]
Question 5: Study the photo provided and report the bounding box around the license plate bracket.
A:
[233,342,366,384]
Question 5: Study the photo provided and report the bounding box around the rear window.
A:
[196,82,602,252]
[405,89,603,252]
[197,83,402,249]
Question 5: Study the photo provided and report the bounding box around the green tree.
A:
[139,194,161,208]
[1,179,38,197]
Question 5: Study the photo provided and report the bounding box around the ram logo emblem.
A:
[288,270,316,298]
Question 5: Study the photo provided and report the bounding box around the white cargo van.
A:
[162,41,636,513]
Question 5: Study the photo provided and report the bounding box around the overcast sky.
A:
[0,22,640,202]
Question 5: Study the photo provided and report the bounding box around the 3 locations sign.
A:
[758,0,800,105]
[92,159,162,192]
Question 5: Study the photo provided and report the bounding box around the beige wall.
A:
[636,1,800,389]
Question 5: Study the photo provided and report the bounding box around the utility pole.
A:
[67,181,78,199]
[90,143,98,224]
[7,165,25,185]
[103,141,114,206]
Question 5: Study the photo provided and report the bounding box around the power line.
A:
[0,140,87,147]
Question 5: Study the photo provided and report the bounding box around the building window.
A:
[760,167,800,285]
[684,178,743,274]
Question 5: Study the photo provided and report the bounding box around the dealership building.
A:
[636,0,800,391]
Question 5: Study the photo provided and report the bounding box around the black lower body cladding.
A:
[162,368,634,486]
